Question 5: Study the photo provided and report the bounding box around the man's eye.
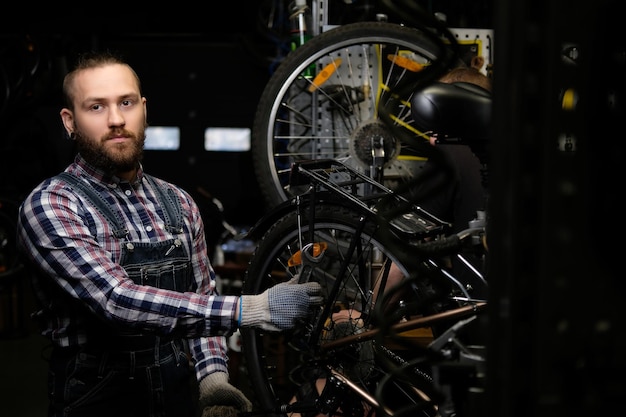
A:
[121,100,132,107]
[91,104,102,111]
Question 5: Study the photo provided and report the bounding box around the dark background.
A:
[2,1,626,417]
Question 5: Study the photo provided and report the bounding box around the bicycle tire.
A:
[251,21,454,209]
[240,203,440,417]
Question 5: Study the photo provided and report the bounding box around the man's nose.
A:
[108,106,125,126]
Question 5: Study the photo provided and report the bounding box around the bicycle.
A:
[251,0,492,209]
[239,155,489,417]
[241,2,487,416]
[238,5,491,415]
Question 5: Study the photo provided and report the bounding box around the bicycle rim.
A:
[252,21,452,209]
[241,203,439,417]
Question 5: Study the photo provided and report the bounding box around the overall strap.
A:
[56,172,128,239]
[141,174,184,235]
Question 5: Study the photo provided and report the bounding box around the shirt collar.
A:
[71,154,145,188]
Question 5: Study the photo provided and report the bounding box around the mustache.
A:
[103,129,137,140]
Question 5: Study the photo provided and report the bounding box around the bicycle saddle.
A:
[410,81,492,144]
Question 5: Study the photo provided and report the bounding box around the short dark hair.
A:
[62,51,142,110]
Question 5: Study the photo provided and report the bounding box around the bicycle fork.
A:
[293,192,374,343]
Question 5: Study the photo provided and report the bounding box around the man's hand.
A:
[240,277,323,331]
[199,372,252,417]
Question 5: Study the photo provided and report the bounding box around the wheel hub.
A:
[349,120,400,168]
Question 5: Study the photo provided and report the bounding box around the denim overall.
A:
[47,173,197,417]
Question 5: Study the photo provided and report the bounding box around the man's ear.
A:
[60,108,74,137]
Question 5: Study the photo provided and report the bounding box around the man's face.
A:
[62,64,147,177]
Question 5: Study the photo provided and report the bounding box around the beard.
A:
[74,124,146,175]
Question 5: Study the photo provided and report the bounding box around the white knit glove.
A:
[240,277,323,331]
[199,372,252,417]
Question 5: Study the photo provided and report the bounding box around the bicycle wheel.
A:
[241,203,441,417]
[252,21,455,209]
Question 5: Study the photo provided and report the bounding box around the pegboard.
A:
[448,28,494,76]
